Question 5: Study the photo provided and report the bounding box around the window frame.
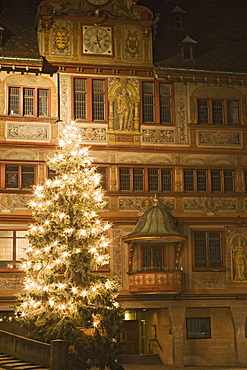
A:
[119,166,173,192]
[141,245,165,271]
[186,317,211,339]
[8,85,50,117]
[192,230,225,271]
[3,164,36,190]
[197,98,240,125]
[0,229,28,270]
[141,80,174,125]
[96,167,108,190]
[183,168,235,193]
[73,77,107,122]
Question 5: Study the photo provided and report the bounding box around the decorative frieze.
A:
[198,130,241,147]
[192,272,225,288]
[0,194,31,212]
[119,197,174,212]
[113,228,123,286]
[60,75,70,124]
[6,122,50,142]
[176,83,187,143]
[129,271,182,293]
[77,126,107,142]
[184,197,236,213]
[142,129,174,143]
[0,275,24,290]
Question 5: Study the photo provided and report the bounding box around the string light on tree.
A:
[16,121,124,370]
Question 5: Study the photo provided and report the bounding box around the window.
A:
[148,168,172,192]
[142,82,172,124]
[244,170,247,193]
[119,168,144,191]
[96,167,107,190]
[48,168,56,180]
[8,86,49,116]
[211,169,234,192]
[0,230,28,269]
[119,167,173,192]
[184,169,234,192]
[5,165,35,189]
[197,99,239,125]
[183,45,194,59]
[174,15,183,28]
[74,78,106,121]
[186,318,211,339]
[142,246,164,270]
[193,231,223,269]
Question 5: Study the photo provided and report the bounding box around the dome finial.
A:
[154,194,158,206]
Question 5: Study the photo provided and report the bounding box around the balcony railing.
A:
[128,270,182,293]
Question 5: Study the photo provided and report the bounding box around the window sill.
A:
[0,268,23,273]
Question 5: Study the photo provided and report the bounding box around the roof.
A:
[1,0,247,73]
[122,202,186,243]
[139,0,247,73]
[0,0,41,58]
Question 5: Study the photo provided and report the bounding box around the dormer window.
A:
[180,35,197,60]
[175,15,183,28]
[170,6,186,29]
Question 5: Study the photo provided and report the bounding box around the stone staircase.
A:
[119,354,163,366]
[0,354,50,370]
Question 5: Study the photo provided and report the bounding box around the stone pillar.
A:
[168,303,186,367]
[50,339,67,370]
[230,301,247,366]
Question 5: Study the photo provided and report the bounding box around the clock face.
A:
[83,26,112,55]
[86,0,110,6]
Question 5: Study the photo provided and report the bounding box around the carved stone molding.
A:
[0,194,31,212]
[176,84,187,143]
[6,122,50,142]
[119,197,174,212]
[184,197,236,213]
[198,130,241,147]
[113,228,123,286]
[0,275,24,290]
[60,75,70,124]
[192,272,225,288]
[123,25,142,61]
[142,129,174,143]
[78,126,107,142]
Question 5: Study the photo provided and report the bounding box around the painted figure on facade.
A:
[233,237,246,281]
[117,88,133,131]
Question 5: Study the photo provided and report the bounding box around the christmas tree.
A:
[16,122,124,370]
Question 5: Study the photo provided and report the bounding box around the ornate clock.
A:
[86,0,110,6]
[83,25,113,55]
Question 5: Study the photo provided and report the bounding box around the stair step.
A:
[11,367,49,370]
[4,363,33,369]
[119,354,163,365]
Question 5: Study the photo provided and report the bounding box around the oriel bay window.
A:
[4,165,36,189]
[197,98,240,125]
[74,78,106,121]
[0,230,28,269]
[142,81,173,124]
[193,230,223,270]
[142,246,164,270]
[119,167,173,192]
[184,169,235,192]
[8,86,49,116]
